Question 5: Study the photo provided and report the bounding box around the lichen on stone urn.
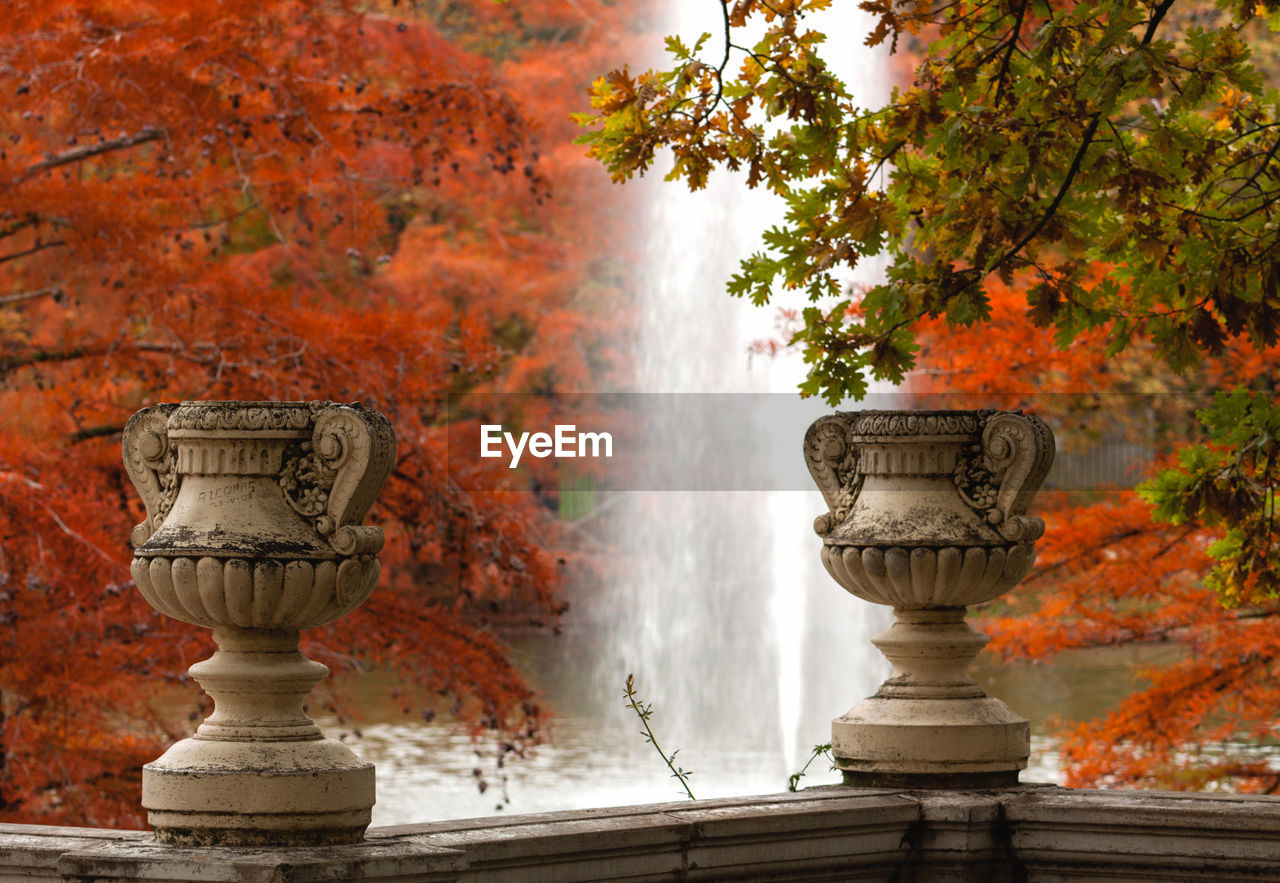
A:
[122,400,395,846]
[805,408,1055,787]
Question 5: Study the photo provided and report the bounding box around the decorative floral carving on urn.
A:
[805,408,1054,787]
[122,400,394,846]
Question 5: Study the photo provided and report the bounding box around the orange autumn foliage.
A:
[910,276,1280,792]
[0,0,643,825]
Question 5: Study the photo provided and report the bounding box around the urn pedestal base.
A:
[143,740,374,846]
[832,696,1028,788]
[831,607,1029,788]
[141,628,375,846]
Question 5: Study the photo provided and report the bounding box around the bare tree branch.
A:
[0,240,68,265]
[68,424,124,444]
[0,345,97,377]
[17,128,163,183]
[0,286,62,307]
[0,215,37,241]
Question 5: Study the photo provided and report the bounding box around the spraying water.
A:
[359,5,900,823]
[587,0,893,790]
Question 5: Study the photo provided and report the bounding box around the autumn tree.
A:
[0,0,637,825]
[579,0,1280,789]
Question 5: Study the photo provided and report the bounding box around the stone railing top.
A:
[8,786,1280,882]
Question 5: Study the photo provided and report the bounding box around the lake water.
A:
[328,627,1181,827]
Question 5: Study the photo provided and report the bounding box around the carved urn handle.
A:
[122,403,180,547]
[955,411,1055,542]
[804,414,861,538]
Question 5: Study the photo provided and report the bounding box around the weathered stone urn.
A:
[805,409,1054,787]
[122,401,395,845]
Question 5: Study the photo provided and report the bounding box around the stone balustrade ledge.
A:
[6,784,1280,882]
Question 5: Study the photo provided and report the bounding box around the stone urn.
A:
[122,400,395,845]
[805,409,1054,787]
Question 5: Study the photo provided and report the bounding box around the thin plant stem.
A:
[623,673,695,800]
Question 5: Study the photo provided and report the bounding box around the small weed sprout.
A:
[788,743,834,792]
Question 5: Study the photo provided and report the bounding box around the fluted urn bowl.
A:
[822,544,1036,609]
[131,554,379,632]
[807,409,1054,610]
